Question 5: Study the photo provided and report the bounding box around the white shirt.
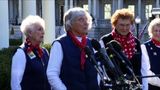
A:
[141,44,160,90]
[11,48,26,90]
[47,37,82,90]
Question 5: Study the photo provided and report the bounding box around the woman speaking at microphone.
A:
[47,7,100,90]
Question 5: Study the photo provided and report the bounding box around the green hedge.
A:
[0,44,51,90]
[9,39,22,46]
[0,46,17,90]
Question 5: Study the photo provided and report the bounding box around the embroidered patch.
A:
[27,51,36,59]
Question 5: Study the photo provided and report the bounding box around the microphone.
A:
[106,40,133,69]
[106,40,135,79]
[85,46,98,66]
[85,46,111,84]
[91,39,122,80]
[106,40,142,89]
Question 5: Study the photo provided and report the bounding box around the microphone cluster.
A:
[85,39,141,89]
[85,46,111,85]
[91,39,123,81]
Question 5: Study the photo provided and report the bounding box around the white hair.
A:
[63,7,92,31]
[148,18,160,38]
[20,15,45,37]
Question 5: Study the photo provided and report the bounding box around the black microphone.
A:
[91,39,121,80]
[85,46,111,83]
[106,40,136,81]
[106,40,142,88]
[106,40,133,69]
[85,46,98,66]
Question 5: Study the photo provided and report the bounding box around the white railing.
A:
[96,19,111,27]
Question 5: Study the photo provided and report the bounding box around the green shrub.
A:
[9,39,22,46]
[43,44,52,53]
[0,44,51,90]
[0,46,18,90]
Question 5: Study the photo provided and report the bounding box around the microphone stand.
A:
[85,46,112,87]
[95,63,142,90]
[137,74,160,78]
[92,61,112,87]
[127,68,142,90]
[103,56,142,90]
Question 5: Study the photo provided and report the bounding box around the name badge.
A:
[27,51,36,59]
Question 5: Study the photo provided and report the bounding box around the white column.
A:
[70,0,73,8]
[99,1,104,19]
[22,0,36,19]
[18,0,22,24]
[118,0,120,9]
[88,0,92,13]
[74,0,77,7]
[42,0,55,44]
[0,0,9,49]
[9,0,14,21]
[121,0,123,8]
[93,0,99,25]
[64,0,68,13]
[93,0,97,17]
[112,0,117,14]
[118,0,123,9]
[156,0,160,8]
[138,0,141,17]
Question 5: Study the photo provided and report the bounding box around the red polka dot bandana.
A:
[111,30,136,59]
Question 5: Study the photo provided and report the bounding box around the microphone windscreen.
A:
[85,46,92,55]
[91,39,101,51]
[108,40,122,51]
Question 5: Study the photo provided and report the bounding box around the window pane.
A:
[104,4,111,19]
[128,5,135,16]
[145,5,152,20]
[83,5,88,11]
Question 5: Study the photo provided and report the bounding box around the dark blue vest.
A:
[145,40,160,90]
[57,34,100,90]
[20,44,51,90]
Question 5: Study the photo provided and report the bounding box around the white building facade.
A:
[1,0,160,49]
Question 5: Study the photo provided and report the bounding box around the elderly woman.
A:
[99,8,142,89]
[100,8,141,76]
[11,15,51,90]
[47,7,100,90]
[141,18,160,90]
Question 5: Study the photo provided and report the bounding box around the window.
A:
[128,5,135,16]
[145,5,152,20]
[104,4,111,19]
[83,5,88,11]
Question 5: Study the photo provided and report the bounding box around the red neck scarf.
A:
[25,38,43,58]
[67,31,87,70]
[151,38,160,46]
[111,29,136,59]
